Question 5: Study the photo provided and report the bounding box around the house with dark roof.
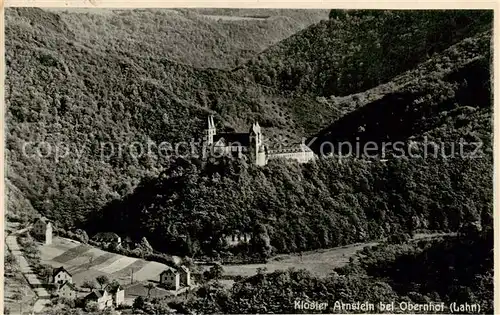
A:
[84,289,113,310]
[92,232,121,246]
[33,217,52,245]
[160,265,192,291]
[57,281,77,299]
[51,266,72,285]
[160,267,180,291]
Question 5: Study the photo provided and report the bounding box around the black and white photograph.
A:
[3,5,494,315]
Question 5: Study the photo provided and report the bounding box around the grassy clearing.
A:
[219,242,377,278]
[39,238,80,261]
[133,261,167,282]
[218,234,450,278]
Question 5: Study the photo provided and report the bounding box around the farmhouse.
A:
[51,266,72,285]
[160,267,180,291]
[32,216,52,245]
[105,283,125,307]
[57,281,77,299]
[204,115,316,166]
[84,289,113,310]
[92,232,121,246]
[160,265,192,291]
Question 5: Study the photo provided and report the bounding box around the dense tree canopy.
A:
[90,154,492,259]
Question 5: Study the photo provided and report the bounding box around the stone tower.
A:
[45,222,53,245]
[206,115,216,145]
[250,122,267,166]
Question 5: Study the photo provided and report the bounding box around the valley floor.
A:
[208,232,451,283]
[10,228,453,312]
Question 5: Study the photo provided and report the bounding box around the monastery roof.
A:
[213,133,250,147]
[268,144,313,154]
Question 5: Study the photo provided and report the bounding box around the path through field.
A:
[6,234,51,314]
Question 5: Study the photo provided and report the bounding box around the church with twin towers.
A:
[204,115,316,166]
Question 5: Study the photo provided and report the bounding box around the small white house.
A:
[57,281,77,299]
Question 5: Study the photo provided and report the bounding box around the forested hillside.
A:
[29,8,330,69]
[240,10,492,97]
[6,8,493,260]
[308,31,492,155]
[6,8,325,226]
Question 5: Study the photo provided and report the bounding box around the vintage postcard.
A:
[2,2,496,315]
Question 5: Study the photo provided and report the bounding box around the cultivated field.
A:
[39,237,174,303]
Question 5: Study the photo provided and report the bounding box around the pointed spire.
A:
[207,115,216,129]
[252,121,261,133]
